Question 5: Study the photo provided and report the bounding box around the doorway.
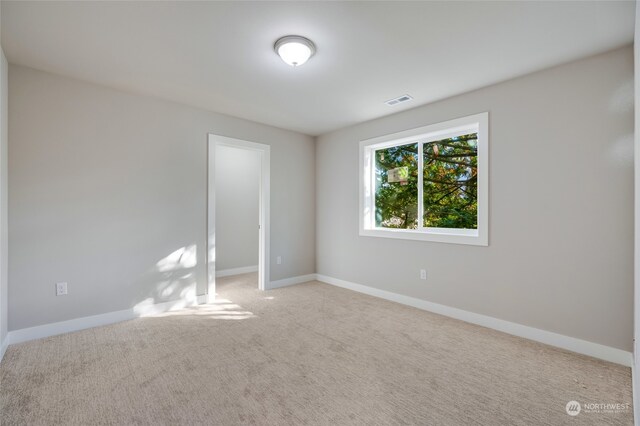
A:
[207,134,270,301]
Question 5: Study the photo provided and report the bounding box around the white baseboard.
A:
[316,274,633,367]
[216,265,258,278]
[4,273,632,369]
[3,272,315,347]
[0,336,8,363]
[268,274,317,290]
[7,296,201,346]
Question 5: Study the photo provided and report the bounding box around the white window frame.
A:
[359,112,488,246]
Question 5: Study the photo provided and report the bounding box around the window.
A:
[360,112,488,246]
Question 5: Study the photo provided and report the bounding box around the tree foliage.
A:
[375,134,478,229]
[375,143,419,228]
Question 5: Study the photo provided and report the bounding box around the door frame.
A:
[207,134,270,300]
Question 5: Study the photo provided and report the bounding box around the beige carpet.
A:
[0,273,633,425]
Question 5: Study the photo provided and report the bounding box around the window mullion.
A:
[417,142,424,231]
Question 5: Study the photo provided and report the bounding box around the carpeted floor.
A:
[0,273,633,425]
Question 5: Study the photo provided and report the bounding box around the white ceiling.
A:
[2,1,635,136]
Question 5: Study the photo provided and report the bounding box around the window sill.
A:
[359,227,488,246]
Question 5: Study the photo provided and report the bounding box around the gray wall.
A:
[8,65,315,331]
[634,1,639,384]
[215,145,259,271]
[0,49,7,347]
[316,46,634,351]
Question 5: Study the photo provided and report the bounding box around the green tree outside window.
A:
[375,134,478,230]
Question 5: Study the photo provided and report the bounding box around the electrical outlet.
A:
[420,269,427,280]
[56,282,68,296]
[276,256,282,265]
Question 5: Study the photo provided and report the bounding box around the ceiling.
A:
[1,1,635,136]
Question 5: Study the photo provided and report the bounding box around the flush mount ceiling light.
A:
[274,35,316,67]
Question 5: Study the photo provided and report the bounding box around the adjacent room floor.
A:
[0,273,633,425]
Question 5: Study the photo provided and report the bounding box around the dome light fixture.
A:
[274,35,316,67]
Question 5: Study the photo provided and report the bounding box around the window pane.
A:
[375,143,418,229]
[423,134,477,229]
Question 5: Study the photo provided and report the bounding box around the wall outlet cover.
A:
[56,282,68,296]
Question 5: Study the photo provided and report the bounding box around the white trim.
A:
[359,227,482,245]
[10,308,136,345]
[417,141,424,231]
[359,112,489,246]
[2,273,632,369]
[216,265,258,278]
[0,336,7,363]
[207,134,270,297]
[268,274,316,290]
[7,297,203,346]
[0,276,311,353]
[316,274,632,367]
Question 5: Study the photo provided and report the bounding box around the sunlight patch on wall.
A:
[609,134,634,165]
[156,245,197,272]
[609,79,633,114]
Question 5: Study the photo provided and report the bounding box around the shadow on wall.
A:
[132,244,254,320]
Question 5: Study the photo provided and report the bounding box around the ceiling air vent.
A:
[385,94,413,106]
